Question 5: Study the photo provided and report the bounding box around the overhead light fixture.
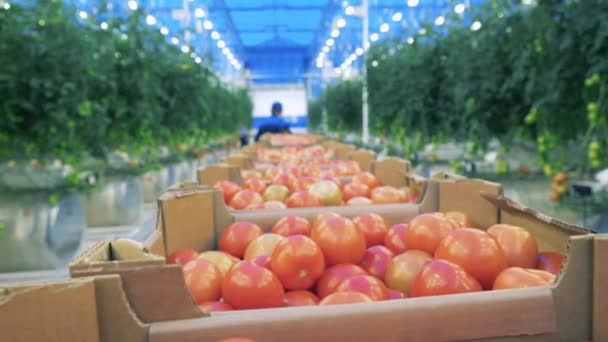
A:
[194,8,205,18]
[407,0,419,7]
[78,10,88,20]
[380,23,389,33]
[371,60,379,67]
[434,16,445,26]
[322,46,330,53]
[195,57,202,64]
[470,21,482,31]
[326,38,335,46]
[203,20,213,30]
[146,15,156,26]
[331,29,340,38]
[211,31,220,40]
[454,3,466,14]
[370,33,379,42]
[345,6,355,15]
[407,37,414,44]
[127,0,138,11]
[222,47,230,55]
[181,45,190,53]
[217,40,225,48]
[100,22,109,30]
[337,18,347,28]
[171,37,179,45]
[355,47,363,55]
[392,12,403,22]
[160,27,169,35]
[3,3,10,10]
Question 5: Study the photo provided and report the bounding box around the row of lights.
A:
[78,1,241,70]
[315,17,347,69]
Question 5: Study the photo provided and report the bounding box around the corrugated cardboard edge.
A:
[348,149,376,171]
[371,157,412,187]
[197,163,244,186]
[593,235,608,341]
[223,153,253,170]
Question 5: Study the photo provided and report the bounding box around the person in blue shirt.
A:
[255,101,291,142]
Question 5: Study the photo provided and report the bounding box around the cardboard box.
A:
[63,176,607,341]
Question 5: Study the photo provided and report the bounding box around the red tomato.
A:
[271,215,312,237]
[384,224,408,254]
[352,171,381,189]
[384,250,433,295]
[536,251,563,275]
[435,228,509,289]
[264,167,282,181]
[493,267,556,290]
[251,254,271,270]
[343,182,371,201]
[222,260,285,309]
[388,289,407,300]
[308,180,343,206]
[271,235,326,290]
[487,224,538,268]
[167,248,199,266]
[217,338,256,342]
[410,259,482,297]
[297,176,318,190]
[214,181,242,204]
[244,233,285,260]
[319,291,373,305]
[406,213,453,254]
[347,196,373,206]
[352,213,390,247]
[241,170,261,180]
[319,175,344,192]
[370,186,407,204]
[312,212,341,229]
[229,190,265,210]
[311,216,367,266]
[272,172,300,193]
[336,275,389,301]
[444,211,474,228]
[285,190,323,208]
[264,200,287,210]
[284,290,320,306]
[183,259,223,304]
[316,264,368,298]
[262,184,289,202]
[199,301,233,312]
[197,251,239,276]
[219,221,263,258]
[360,245,394,279]
[243,177,267,195]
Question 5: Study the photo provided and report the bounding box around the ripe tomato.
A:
[343,182,371,201]
[384,224,408,254]
[244,233,285,260]
[272,172,300,193]
[167,248,199,266]
[388,289,406,300]
[243,177,267,195]
[309,180,343,206]
[284,290,320,306]
[319,291,373,305]
[270,235,325,290]
[264,167,282,181]
[262,184,289,202]
[311,216,367,266]
[493,267,556,290]
[384,250,433,295]
[347,196,373,206]
[336,275,389,301]
[352,171,381,189]
[370,186,407,204]
[229,190,265,210]
[312,212,341,229]
[487,224,538,268]
[406,213,453,254]
[183,259,223,304]
[271,215,312,237]
[353,213,390,247]
[264,200,287,210]
[214,181,242,204]
[316,264,368,298]
[197,251,239,276]
[222,260,285,309]
[444,211,474,228]
[360,245,394,279]
[319,175,344,192]
[251,254,271,270]
[285,190,323,208]
[410,259,482,297]
[241,170,261,180]
[219,221,263,258]
[297,176,318,191]
[199,301,233,312]
[536,251,563,275]
[435,228,508,289]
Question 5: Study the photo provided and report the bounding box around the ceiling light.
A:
[392,12,403,22]
[171,37,179,45]
[78,10,88,19]
[345,6,355,15]
[337,18,347,28]
[331,29,340,38]
[146,15,156,26]
[434,16,445,26]
[194,8,205,18]
[407,0,419,7]
[217,40,225,48]
[322,46,330,53]
[181,45,190,53]
[471,21,482,31]
[454,3,466,14]
[160,27,169,35]
[407,37,414,44]
[355,47,363,55]
[222,47,230,55]
[371,60,379,67]
[326,38,335,46]
[370,33,379,42]
[100,22,108,30]
[380,23,389,33]
[127,0,138,11]
[195,57,202,64]
[211,31,220,40]
[203,20,213,30]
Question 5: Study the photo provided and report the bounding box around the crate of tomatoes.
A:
[60,176,608,342]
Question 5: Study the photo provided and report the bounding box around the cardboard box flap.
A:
[197,164,244,186]
[223,153,253,170]
[348,149,376,171]
[437,178,502,229]
[149,287,555,342]
[593,235,608,341]
[334,143,357,160]
[0,278,101,342]
[371,157,412,187]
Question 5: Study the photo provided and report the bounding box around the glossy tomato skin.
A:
[388,289,407,300]
[410,259,482,297]
[244,233,285,260]
[384,224,408,254]
[183,259,223,304]
[271,215,312,237]
[352,213,390,247]
[284,290,320,306]
[352,171,381,189]
[444,211,474,228]
[167,248,199,266]
[229,190,265,210]
[219,221,263,258]
[493,267,556,290]
[347,196,373,206]
[435,228,509,289]
[251,254,272,270]
[536,251,564,275]
[272,172,300,193]
[264,200,287,210]
[311,216,367,266]
[406,213,454,254]
[487,224,538,268]
[312,212,341,229]
[198,301,234,312]
[197,251,239,276]
[222,260,285,309]
[241,170,261,180]
[336,275,390,301]
[360,245,394,279]
[243,177,267,195]
[384,250,433,295]
[214,181,242,204]
[316,264,368,298]
[371,186,407,204]
[343,182,371,202]
[319,291,373,305]
[270,235,326,290]
[285,190,323,208]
